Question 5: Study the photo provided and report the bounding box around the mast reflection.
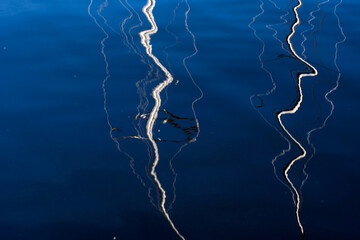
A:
[251,0,345,238]
[279,0,319,235]
[139,0,185,239]
[89,2,201,234]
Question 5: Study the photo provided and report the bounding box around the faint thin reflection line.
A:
[297,0,329,195]
[267,0,292,56]
[98,0,119,34]
[163,0,184,212]
[119,0,135,51]
[301,0,346,190]
[184,0,203,141]
[159,1,183,120]
[88,0,112,143]
[163,0,182,75]
[118,0,155,136]
[118,1,161,196]
[249,1,276,96]
[119,1,162,139]
[119,0,148,65]
[88,0,150,192]
[249,1,294,191]
[139,0,185,239]
[278,0,319,236]
[119,1,163,147]
[100,0,160,208]
[168,0,203,212]
[300,0,329,60]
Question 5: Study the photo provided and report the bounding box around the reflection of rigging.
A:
[250,0,345,238]
[279,0,319,236]
[300,1,329,60]
[249,0,294,190]
[163,0,203,212]
[281,0,345,236]
[89,2,201,233]
[89,1,201,238]
[300,0,346,196]
[139,0,185,239]
[88,0,151,191]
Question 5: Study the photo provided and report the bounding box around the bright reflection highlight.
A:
[279,0,318,236]
[139,0,185,239]
[251,0,346,237]
[89,0,201,237]
[249,0,294,192]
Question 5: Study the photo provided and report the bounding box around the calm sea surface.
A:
[0,0,359,239]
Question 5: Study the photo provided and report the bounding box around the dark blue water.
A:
[0,0,359,239]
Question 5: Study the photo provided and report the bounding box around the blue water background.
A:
[0,0,359,239]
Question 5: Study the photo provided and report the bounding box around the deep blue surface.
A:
[0,0,359,239]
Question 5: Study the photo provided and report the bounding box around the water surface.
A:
[0,0,359,239]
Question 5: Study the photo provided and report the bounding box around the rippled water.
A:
[0,0,359,239]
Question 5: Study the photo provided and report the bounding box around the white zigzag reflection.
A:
[250,0,345,237]
[278,0,319,236]
[280,1,345,236]
[89,0,202,238]
[139,1,185,239]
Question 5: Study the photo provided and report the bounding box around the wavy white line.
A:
[139,1,185,239]
[278,0,319,235]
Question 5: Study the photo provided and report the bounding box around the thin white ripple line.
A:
[183,0,203,142]
[248,1,295,193]
[88,0,150,187]
[300,0,329,60]
[118,0,154,136]
[168,0,203,212]
[162,1,184,212]
[88,0,112,144]
[301,0,346,189]
[119,0,149,66]
[267,0,292,56]
[119,0,135,51]
[248,1,276,97]
[296,0,328,189]
[278,0,318,236]
[296,0,330,206]
[139,1,185,239]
